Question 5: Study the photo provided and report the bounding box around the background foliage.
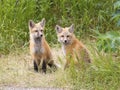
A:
[0,0,119,54]
[0,0,120,90]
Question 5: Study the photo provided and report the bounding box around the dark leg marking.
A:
[48,63,53,67]
[42,60,46,73]
[48,63,57,72]
[34,60,38,72]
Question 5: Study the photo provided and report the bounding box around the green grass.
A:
[0,0,120,89]
[67,46,120,90]
[0,0,119,54]
[0,44,120,90]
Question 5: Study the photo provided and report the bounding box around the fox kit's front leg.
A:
[55,24,91,69]
[33,59,40,72]
[64,61,69,70]
[29,18,56,73]
[34,60,38,72]
[42,60,47,73]
[64,53,74,70]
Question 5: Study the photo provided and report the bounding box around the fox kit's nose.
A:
[64,40,67,43]
[40,34,43,37]
[38,31,43,37]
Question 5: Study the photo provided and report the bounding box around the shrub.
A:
[93,30,120,53]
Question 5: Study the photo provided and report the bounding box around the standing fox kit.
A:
[55,24,91,69]
[29,18,55,73]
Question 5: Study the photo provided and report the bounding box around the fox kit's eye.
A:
[35,30,38,32]
[41,30,43,32]
[61,35,64,37]
[67,35,69,38]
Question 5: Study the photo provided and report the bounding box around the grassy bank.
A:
[68,46,120,90]
[0,47,68,88]
[0,0,120,89]
[0,44,120,90]
[0,0,119,54]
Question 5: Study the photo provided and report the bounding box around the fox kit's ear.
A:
[40,18,46,28]
[69,24,74,33]
[55,25,62,33]
[29,20,35,29]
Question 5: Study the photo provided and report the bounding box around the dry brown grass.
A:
[0,47,70,89]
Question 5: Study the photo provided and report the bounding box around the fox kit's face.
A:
[29,18,45,40]
[55,24,74,45]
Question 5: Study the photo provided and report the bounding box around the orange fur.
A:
[30,37,53,66]
[55,24,91,69]
[29,18,55,73]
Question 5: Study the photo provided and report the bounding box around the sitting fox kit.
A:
[55,24,91,69]
[29,18,55,73]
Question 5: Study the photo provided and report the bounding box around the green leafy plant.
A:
[112,0,120,26]
[93,30,120,53]
[0,0,118,54]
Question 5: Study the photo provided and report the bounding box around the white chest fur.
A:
[31,38,45,54]
[34,45,44,54]
[31,43,45,55]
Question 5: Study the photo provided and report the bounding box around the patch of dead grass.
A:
[0,47,69,88]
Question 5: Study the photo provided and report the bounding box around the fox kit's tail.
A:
[55,63,62,69]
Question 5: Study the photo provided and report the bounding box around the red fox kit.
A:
[55,24,91,69]
[28,18,56,73]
